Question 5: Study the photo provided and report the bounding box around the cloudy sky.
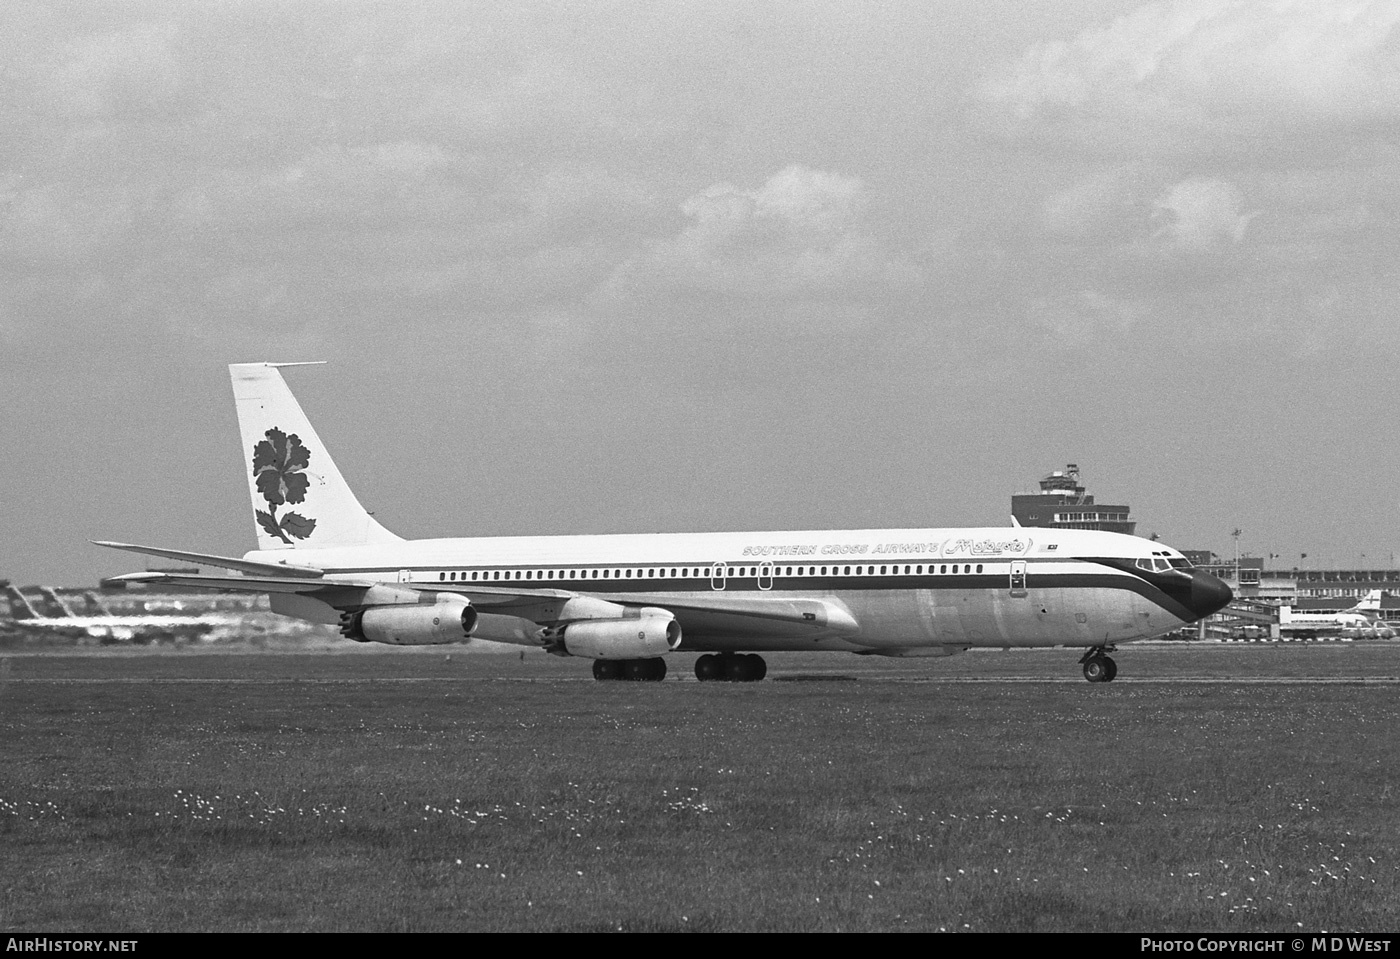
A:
[4,0,1399,585]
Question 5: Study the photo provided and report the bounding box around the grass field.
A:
[2,643,1399,932]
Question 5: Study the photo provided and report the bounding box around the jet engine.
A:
[562,612,681,660]
[340,597,478,646]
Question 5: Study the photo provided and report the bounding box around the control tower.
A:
[1011,464,1137,535]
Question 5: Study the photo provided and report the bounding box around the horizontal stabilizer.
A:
[94,541,325,578]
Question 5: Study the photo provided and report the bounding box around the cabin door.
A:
[758,561,774,590]
[1009,561,1028,598]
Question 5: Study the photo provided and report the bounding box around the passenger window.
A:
[976,564,983,573]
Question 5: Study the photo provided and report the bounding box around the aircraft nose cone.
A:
[1188,571,1233,619]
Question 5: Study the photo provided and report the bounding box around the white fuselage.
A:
[248,526,1223,654]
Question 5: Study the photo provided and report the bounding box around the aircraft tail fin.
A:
[36,587,75,618]
[82,592,114,616]
[230,363,402,551]
[1353,589,1384,614]
[3,583,43,620]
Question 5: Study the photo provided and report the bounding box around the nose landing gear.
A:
[1080,647,1118,683]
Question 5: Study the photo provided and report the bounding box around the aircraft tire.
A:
[593,659,623,681]
[1082,657,1109,683]
[725,654,767,682]
[694,654,724,682]
[747,654,767,682]
[1103,657,1118,682]
[623,658,666,682]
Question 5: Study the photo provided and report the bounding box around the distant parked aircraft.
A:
[1278,592,1395,640]
[1,581,226,643]
[98,363,1233,683]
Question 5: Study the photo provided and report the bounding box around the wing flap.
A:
[598,593,860,639]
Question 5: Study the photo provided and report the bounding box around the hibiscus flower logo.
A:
[252,427,318,544]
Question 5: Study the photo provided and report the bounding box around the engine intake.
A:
[562,615,681,660]
[340,598,478,646]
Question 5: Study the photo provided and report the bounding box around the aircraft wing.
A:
[107,571,350,595]
[421,585,859,636]
[94,541,325,578]
[100,566,858,639]
[101,561,581,608]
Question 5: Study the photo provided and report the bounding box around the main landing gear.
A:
[694,653,767,682]
[592,658,667,682]
[1079,647,1118,683]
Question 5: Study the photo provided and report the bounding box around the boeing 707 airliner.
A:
[99,363,1233,682]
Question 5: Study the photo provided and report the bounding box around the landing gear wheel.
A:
[623,658,667,681]
[723,654,767,682]
[1082,655,1117,683]
[745,654,767,682]
[593,659,623,681]
[695,654,724,682]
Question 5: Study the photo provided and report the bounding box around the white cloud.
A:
[603,165,920,302]
[1151,177,1257,249]
[1042,170,1257,252]
[980,0,1400,149]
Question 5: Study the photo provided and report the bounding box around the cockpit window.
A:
[1168,557,1193,570]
